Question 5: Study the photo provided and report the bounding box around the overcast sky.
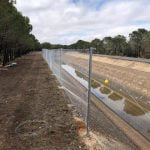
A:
[16,0,150,45]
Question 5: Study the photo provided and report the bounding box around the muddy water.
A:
[62,64,150,141]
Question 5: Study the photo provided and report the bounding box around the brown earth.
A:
[0,52,88,150]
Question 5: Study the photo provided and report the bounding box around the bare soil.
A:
[0,52,87,150]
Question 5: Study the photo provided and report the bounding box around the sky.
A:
[16,0,150,45]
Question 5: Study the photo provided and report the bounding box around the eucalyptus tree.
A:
[69,40,90,51]
[141,31,150,58]
[91,39,104,54]
[103,37,113,55]
[112,35,127,56]
[129,28,148,57]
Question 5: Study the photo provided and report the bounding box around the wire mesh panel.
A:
[60,49,90,122]
[43,49,150,140]
[43,49,89,122]
[90,53,150,141]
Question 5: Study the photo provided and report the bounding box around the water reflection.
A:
[62,64,150,140]
[109,92,123,101]
[75,70,101,88]
[100,86,111,94]
[124,100,146,116]
[75,70,88,81]
[92,79,101,88]
[71,65,149,117]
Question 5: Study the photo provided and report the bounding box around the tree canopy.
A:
[41,28,150,59]
[0,0,41,66]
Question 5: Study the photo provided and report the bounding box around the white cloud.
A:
[16,0,150,44]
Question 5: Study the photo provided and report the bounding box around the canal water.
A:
[62,64,150,141]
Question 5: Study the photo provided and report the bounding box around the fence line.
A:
[42,48,150,141]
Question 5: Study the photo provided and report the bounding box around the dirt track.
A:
[0,52,87,150]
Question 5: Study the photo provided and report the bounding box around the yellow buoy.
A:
[104,79,109,85]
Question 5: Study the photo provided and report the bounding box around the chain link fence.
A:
[42,48,150,141]
[43,49,89,124]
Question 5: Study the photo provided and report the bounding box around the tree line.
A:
[42,28,150,59]
[0,0,41,66]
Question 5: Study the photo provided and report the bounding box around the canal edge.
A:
[91,95,150,150]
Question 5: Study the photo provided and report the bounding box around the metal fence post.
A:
[52,50,54,72]
[59,48,62,83]
[86,47,93,136]
[50,50,52,70]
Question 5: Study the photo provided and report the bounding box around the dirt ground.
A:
[0,52,89,150]
[64,52,150,108]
